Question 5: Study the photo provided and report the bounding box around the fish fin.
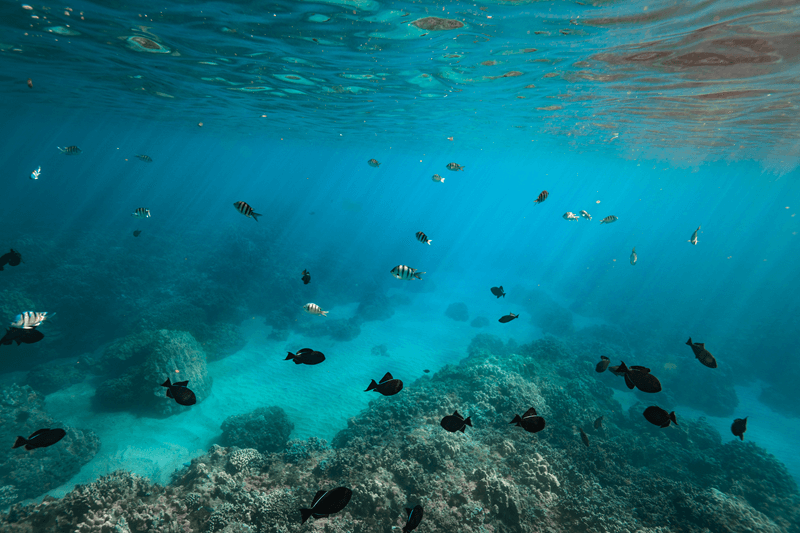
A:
[453,410,461,418]
[522,407,538,417]
[380,372,393,383]
[405,508,412,516]
[440,177,445,182]
[414,272,426,280]
[697,343,705,348]
[459,425,466,433]
[669,412,678,426]
[285,352,295,360]
[300,509,313,524]
[624,374,635,389]
[365,379,378,392]
[311,490,327,507]
[321,311,328,317]
[510,415,522,425]
[12,436,26,449]
[632,247,635,252]
[173,380,189,387]
[252,212,261,222]
[502,293,505,298]
[739,434,744,441]
[427,240,431,245]
[686,338,692,346]
[166,389,173,398]
[464,416,472,427]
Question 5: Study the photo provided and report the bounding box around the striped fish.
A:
[630,247,637,265]
[432,174,445,183]
[562,212,579,221]
[534,190,548,204]
[58,146,82,155]
[30,166,41,180]
[580,210,592,220]
[368,159,381,167]
[600,215,618,224]
[303,303,328,317]
[688,225,700,245]
[416,231,431,245]
[131,207,151,218]
[446,162,464,171]
[10,311,52,329]
[136,154,153,163]
[391,265,424,280]
[233,201,261,222]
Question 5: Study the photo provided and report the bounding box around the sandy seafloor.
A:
[26,288,800,506]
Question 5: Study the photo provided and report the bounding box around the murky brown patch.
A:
[412,17,464,31]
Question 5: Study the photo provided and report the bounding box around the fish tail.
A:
[669,412,678,426]
[502,293,505,298]
[464,416,472,427]
[161,378,172,388]
[365,379,378,392]
[510,415,522,425]
[252,212,262,222]
[440,177,445,182]
[685,338,692,346]
[12,436,26,449]
[321,310,328,317]
[459,166,464,171]
[300,509,313,524]
[285,352,295,361]
[739,434,744,441]
[414,272,426,280]
[427,240,431,245]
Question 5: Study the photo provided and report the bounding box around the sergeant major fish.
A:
[136,154,153,163]
[600,215,618,224]
[131,207,151,218]
[30,166,41,180]
[689,225,701,245]
[563,212,580,221]
[630,247,637,265]
[580,210,592,221]
[415,231,431,245]
[58,146,82,155]
[233,201,261,222]
[368,159,381,167]
[391,265,424,280]
[11,311,52,329]
[534,190,548,204]
[431,174,445,183]
[446,162,464,171]
[303,303,328,316]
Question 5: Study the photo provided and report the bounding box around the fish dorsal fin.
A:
[522,407,538,418]
[380,372,394,383]
[312,490,327,508]
[453,410,461,419]
[406,508,412,517]
[173,380,189,387]
[697,343,705,349]
[29,428,50,438]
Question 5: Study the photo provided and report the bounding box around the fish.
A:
[27,78,33,88]
[302,269,311,284]
[58,146,82,155]
[595,355,610,373]
[686,338,717,369]
[626,367,662,393]
[563,212,580,221]
[391,265,424,281]
[593,416,603,430]
[300,487,352,524]
[131,207,151,218]
[608,362,628,377]
[446,162,464,171]
[368,159,381,167]
[431,174,445,183]
[643,406,678,428]
[0,328,44,346]
[30,166,41,180]
[579,427,589,447]
[12,428,66,450]
[731,417,747,441]
[580,210,592,221]
[0,249,23,270]
[498,312,518,323]
[286,348,326,365]
[689,226,700,245]
[490,286,505,298]
[415,231,431,245]
[600,215,618,224]
[303,303,328,316]
[403,505,424,533]
[365,372,403,396]
[136,154,153,163]
[233,201,261,222]
[440,410,472,432]
[161,378,196,406]
[534,190,548,204]
[630,247,637,265]
[133,230,142,237]
[423,369,430,373]
[10,311,51,329]
[509,407,546,434]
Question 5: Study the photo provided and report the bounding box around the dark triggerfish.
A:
[365,372,403,396]
[579,427,589,447]
[498,312,518,323]
[0,249,23,270]
[286,348,325,365]
[686,338,717,368]
[490,286,505,298]
[731,417,747,441]
[625,365,662,393]
[510,407,546,434]
[300,486,352,524]
[161,378,196,406]
[595,356,610,373]
[13,428,66,450]
[403,505,424,533]
[302,269,311,284]
[0,328,44,346]
[643,406,678,428]
[440,410,472,433]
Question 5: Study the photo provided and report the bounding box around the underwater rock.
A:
[221,406,294,453]
[355,292,395,322]
[444,302,469,322]
[24,362,85,395]
[470,316,490,328]
[412,16,464,31]
[370,343,389,357]
[202,322,247,362]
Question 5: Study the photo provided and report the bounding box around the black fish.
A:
[595,356,610,373]
[490,286,505,298]
[593,416,603,430]
[302,269,311,284]
[161,378,196,406]
[0,249,23,270]
[365,372,403,396]
[731,417,747,441]
[626,368,662,393]
[403,505,424,533]
[643,406,678,428]
[13,428,66,450]
[300,486,352,524]
[579,427,589,447]
[423,369,430,373]
[510,407,546,434]
[285,348,325,365]
[133,230,142,237]
[440,410,472,433]
[0,328,44,346]
[498,313,518,323]
[609,362,628,376]
[686,337,717,368]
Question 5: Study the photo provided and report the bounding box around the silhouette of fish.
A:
[490,286,505,298]
[365,372,403,396]
[161,378,196,406]
[498,312,518,323]
[510,407,546,434]
[13,428,66,450]
[0,328,44,346]
[595,356,610,373]
[302,269,311,284]
[286,348,325,365]
[643,406,678,428]
[579,427,589,447]
[440,410,471,433]
[133,230,142,237]
[593,415,603,430]
[686,338,717,368]
[403,505,424,533]
[731,417,747,441]
[300,487,352,524]
[0,249,23,270]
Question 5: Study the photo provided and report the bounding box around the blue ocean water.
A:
[1,0,800,529]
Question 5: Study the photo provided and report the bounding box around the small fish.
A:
[300,487,352,524]
[446,162,464,171]
[534,190,548,204]
[626,367,662,393]
[368,159,381,167]
[563,212,580,221]
[431,174,445,183]
[0,249,23,270]
[686,338,717,368]
[643,406,678,428]
[416,231,431,245]
[423,369,430,373]
[233,201,261,222]
[30,166,41,180]
[403,505,424,533]
[302,269,311,284]
[579,427,589,447]
[27,78,33,88]
[58,146,82,155]
[630,247,637,265]
[593,415,603,430]
[490,286,505,298]
[509,407,546,434]
[161,378,196,406]
[580,210,592,221]
[600,215,618,224]
[131,207,151,218]
[136,154,153,163]
[391,265,424,281]
[303,303,328,316]
[286,348,326,365]
[498,312,518,323]
[133,230,142,237]
[0,327,44,346]
[595,355,610,373]
[440,410,472,432]
[11,311,51,329]
[688,225,701,245]
[13,428,66,450]
[731,417,747,441]
[365,372,403,396]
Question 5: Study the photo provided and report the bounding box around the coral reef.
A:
[444,302,469,322]
[220,406,294,454]
[24,361,86,395]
